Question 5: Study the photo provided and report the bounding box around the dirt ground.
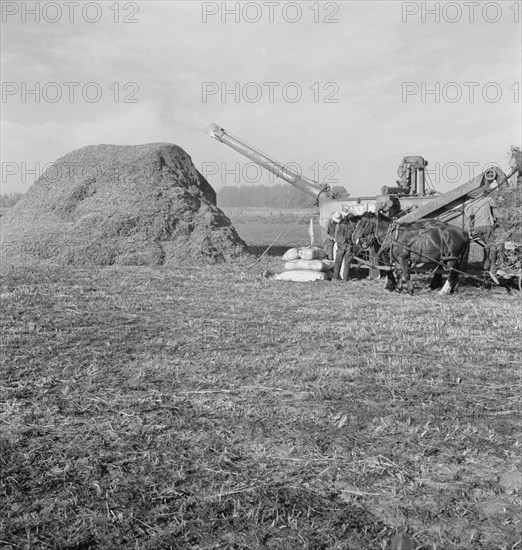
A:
[1,225,520,549]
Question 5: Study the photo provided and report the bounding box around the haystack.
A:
[493,179,522,271]
[1,143,246,266]
[496,181,522,243]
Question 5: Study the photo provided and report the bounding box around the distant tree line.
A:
[0,192,24,207]
[217,184,349,208]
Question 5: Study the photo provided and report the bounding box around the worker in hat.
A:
[324,211,343,260]
[464,192,499,274]
[333,213,357,281]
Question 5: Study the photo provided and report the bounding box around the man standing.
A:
[333,213,356,281]
[465,192,499,273]
[324,211,342,260]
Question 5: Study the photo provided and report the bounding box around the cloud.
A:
[1,1,520,195]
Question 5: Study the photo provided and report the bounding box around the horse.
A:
[353,212,470,294]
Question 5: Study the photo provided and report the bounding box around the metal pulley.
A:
[484,168,497,182]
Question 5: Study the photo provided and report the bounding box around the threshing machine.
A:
[207,123,509,265]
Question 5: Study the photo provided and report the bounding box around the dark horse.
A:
[353,213,470,294]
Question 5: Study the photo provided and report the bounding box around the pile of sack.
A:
[275,246,334,281]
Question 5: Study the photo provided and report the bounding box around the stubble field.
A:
[1,219,521,549]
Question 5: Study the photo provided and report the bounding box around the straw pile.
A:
[494,179,522,271]
[496,182,522,243]
[1,143,246,266]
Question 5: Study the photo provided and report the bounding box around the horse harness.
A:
[362,217,462,269]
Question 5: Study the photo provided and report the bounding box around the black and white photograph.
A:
[1,1,521,548]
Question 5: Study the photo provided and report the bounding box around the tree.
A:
[217,184,315,208]
[0,192,24,207]
[217,186,241,207]
[330,185,350,199]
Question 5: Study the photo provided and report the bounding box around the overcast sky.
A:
[1,0,521,197]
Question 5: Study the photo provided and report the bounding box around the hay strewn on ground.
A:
[1,262,520,549]
[0,143,246,266]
